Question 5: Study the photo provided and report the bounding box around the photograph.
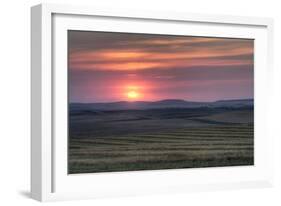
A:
[68,30,254,174]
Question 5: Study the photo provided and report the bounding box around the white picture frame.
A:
[31,3,274,202]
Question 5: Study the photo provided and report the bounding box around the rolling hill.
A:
[70,98,253,112]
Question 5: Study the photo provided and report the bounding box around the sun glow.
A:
[127,91,139,99]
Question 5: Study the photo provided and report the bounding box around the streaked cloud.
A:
[69,31,253,72]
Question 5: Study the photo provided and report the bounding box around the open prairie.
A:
[68,31,254,174]
[68,105,254,174]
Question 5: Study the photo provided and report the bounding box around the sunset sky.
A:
[68,30,254,103]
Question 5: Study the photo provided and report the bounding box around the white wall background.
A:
[0,0,280,205]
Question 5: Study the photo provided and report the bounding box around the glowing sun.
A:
[127,91,139,99]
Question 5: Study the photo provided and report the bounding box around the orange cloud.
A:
[69,36,253,71]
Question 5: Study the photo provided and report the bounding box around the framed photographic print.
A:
[31,3,274,201]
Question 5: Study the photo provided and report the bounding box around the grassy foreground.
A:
[69,124,253,173]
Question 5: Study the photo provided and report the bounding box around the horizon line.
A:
[69,98,254,104]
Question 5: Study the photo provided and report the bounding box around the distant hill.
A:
[210,99,253,108]
[70,99,253,112]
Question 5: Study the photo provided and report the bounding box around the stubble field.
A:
[68,108,254,174]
